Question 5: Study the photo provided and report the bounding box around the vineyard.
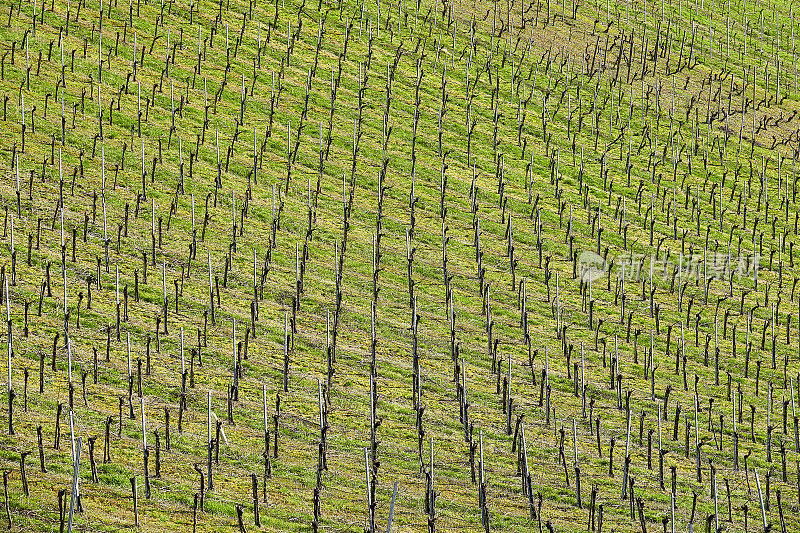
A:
[0,0,799,530]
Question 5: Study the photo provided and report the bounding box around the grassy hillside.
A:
[0,0,799,530]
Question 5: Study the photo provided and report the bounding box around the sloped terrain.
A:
[0,0,799,531]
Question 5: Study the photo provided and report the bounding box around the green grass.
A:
[0,0,798,530]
